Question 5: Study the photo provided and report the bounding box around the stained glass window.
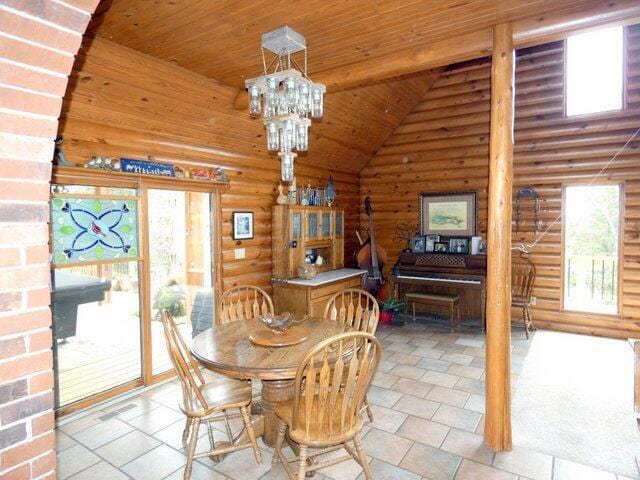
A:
[51,197,139,264]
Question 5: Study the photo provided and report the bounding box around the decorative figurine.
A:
[326,175,336,206]
[276,184,288,205]
[85,155,121,171]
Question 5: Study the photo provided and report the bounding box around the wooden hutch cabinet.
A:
[271,205,364,319]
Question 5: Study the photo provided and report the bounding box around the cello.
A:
[356,197,389,300]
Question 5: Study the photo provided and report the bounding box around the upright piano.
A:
[390,252,487,328]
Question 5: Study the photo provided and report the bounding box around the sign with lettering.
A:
[120,158,175,177]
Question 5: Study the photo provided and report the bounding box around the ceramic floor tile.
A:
[71,418,134,450]
[372,372,400,389]
[409,338,439,349]
[121,444,186,480]
[412,347,446,360]
[396,415,450,448]
[378,360,397,373]
[369,404,408,433]
[358,458,421,479]
[553,458,617,480]
[455,458,518,480]
[126,405,184,434]
[416,357,452,373]
[454,377,485,395]
[464,394,486,414]
[440,428,494,465]
[385,342,419,354]
[432,405,481,433]
[421,371,460,388]
[394,394,440,420]
[400,441,462,480]
[493,447,553,480]
[56,444,101,480]
[165,461,228,480]
[367,385,404,408]
[94,429,161,467]
[362,427,413,465]
[212,446,270,480]
[385,334,414,344]
[447,363,484,380]
[67,461,129,480]
[426,386,470,408]
[55,430,77,452]
[391,377,434,398]
[315,448,370,480]
[389,364,427,380]
[387,352,422,366]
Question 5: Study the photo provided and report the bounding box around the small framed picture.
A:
[425,234,440,252]
[411,236,426,253]
[232,211,254,240]
[434,242,449,253]
[449,237,470,254]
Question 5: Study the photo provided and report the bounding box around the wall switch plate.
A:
[530,296,537,306]
[234,248,246,260]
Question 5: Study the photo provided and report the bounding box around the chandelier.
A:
[245,26,325,181]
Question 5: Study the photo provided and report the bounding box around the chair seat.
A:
[180,375,252,417]
[275,395,364,446]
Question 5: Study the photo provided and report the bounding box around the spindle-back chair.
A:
[272,331,381,479]
[511,256,537,338]
[160,312,262,479]
[324,288,379,421]
[219,285,274,323]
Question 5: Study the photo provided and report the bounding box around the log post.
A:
[484,22,515,452]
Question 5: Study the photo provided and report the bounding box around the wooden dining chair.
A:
[324,288,379,421]
[219,285,274,323]
[160,312,262,479]
[272,331,381,480]
[511,255,537,338]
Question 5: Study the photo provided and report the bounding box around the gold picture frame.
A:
[420,191,477,237]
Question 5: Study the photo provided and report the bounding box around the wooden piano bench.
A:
[404,292,460,330]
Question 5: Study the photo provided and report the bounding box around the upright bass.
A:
[356,197,389,300]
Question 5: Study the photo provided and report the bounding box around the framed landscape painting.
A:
[420,191,477,237]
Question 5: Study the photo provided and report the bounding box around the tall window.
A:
[566,26,624,116]
[563,185,621,314]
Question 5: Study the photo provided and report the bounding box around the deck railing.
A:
[565,255,618,310]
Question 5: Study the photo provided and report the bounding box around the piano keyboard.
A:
[396,275,482,285]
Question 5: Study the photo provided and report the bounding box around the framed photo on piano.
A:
[411,236,426,253]
[420,191,477,237]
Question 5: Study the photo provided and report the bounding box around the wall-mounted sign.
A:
[120,158,175,177]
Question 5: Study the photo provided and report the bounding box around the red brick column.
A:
[0,1,99,478]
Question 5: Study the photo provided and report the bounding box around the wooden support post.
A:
[484,22,515,452]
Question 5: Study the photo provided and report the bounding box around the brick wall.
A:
[0,1,98,478]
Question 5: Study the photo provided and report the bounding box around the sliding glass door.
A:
[50,181,217,412]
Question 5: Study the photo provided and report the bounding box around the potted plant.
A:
[378,296,404,324]
[153,277,187,321]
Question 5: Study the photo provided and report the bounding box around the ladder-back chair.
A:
[324,288,379,421]
[219,285,274,324]
[511,256,536,338]
[160,312,262,479]
[272,331,381,480]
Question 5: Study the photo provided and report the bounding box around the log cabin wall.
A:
[361,24,640,339]
[59,38,434,293]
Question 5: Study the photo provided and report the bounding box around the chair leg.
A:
[297,445,308,480]
[364,395,374,422]
[184,417,200,480]
[523,306,529,339]
[240,405,262,464]
[181,417,192,448]
[353,434,372,480]
[223,411,234,442]
[272,419,287,465]
[206,419,216,451]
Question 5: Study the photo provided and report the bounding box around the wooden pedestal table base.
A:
[191,318,350,447]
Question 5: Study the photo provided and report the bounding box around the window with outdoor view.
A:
[566,26,624,116]
[563,185,621,314]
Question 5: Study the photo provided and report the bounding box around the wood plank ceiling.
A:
[85,0,598,173]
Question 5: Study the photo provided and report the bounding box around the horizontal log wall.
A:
[58,38,364,293]
[361,24,640,339]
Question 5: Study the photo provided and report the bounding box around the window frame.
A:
[560,181,625,318]
[563,26,628,119]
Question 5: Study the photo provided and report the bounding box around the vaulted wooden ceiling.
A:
[83,0,608,173]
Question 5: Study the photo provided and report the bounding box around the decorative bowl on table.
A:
[259,312,294,335]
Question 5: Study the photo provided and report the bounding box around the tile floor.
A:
[55,322,637,480]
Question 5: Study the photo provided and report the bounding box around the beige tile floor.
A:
[55,322,637,480]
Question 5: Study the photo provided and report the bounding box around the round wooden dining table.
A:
[191,317,350,446]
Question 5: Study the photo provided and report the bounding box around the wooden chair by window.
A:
[272,331,381,480]
[512,256,536,338]
[324,288,379,421]
[160,312,262,479]
[219,285,274,324]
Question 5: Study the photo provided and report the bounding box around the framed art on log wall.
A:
[420,191,477,237]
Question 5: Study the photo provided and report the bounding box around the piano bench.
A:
[404,292,460,330]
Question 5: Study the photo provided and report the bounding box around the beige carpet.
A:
[513,330,640,478]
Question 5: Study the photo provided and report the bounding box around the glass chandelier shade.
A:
[245,27,325,181]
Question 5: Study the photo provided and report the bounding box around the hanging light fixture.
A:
[245,26,325,181]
